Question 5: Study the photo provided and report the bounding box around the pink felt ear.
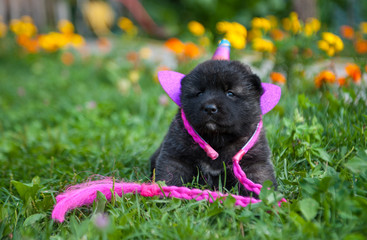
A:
[260,83,281,114]
[158,71,185,106]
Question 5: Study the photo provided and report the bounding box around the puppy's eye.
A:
[197,92,203,97]
[226,91,235,97]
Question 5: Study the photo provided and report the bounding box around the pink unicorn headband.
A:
[158,39,281,115]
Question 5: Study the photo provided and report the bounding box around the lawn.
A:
[1,17,367,239]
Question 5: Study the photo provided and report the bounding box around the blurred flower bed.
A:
[0,12,366,93]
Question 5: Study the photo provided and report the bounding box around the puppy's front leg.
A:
[154,156,196,186]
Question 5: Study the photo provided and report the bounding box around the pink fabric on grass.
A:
[52,179,264,223]
[51,115,286,223]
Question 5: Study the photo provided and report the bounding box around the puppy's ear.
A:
[247,74,264,96]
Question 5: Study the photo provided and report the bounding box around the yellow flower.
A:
[304,18,320,36]
[248,29,263,42]
[232,22,247,37]
[129,70,140,83]
[188,21,205,36]
[266,15,278,29]
[225,32,246,49]
[318,40,329,51]
[139,47,152,59]
[38,32,68,52]
[21,16,33,23]
[360,22,367,34]
[10,18,37,37]
[216,21,247,37]
[251,17,271,32]
[67,34,85,48]
[282,12,302,34]
[0,21,7,38]
[252,38,275,52]
[58,20,74,34]
[199,36,210,47]
[318,32,343,56]
[118,17,137,36]
[216,21,247,49]
[216,21,233,34]
[83,1,115,36]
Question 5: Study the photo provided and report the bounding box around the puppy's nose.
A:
[204,104,218,114]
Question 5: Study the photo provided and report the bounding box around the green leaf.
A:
[312,148,331,162]
[299,198,319,221]
[344,233,366,240]
[11,177,41,203]
[223,195,236,208]
[94,191,107,214]
[345,152,367,174]
[23,213,46,226]
[259,180,282,205]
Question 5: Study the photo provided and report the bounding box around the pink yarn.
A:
[52,179,264,223]
[51,114,286,223]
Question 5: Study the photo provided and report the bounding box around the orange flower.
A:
[164,38,185,54]
[184,42,200,59]
[270,72,286,84]
[97,37,111,53]
[61,52,74,66]
[270,29,285,41]
[340,25,354,40]
[345,63,361,83]
[303,48,313,58]
[126,51,139,64]
[354,39,367,54]
[337,77,347,87]
[314,70,336,88]
[16,35,38,53]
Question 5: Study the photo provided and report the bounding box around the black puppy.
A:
[150,60,276,196]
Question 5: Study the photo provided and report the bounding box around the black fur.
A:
[150,60,276,196]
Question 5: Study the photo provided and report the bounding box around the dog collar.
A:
[181,109,263,161]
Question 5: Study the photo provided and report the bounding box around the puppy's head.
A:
[180,60,263,137]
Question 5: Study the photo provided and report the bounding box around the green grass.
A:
[0,44,367,239]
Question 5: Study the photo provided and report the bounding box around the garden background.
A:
[1,0,367,239]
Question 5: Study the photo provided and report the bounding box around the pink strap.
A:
[233,119,263,163]
[181,109,219,160]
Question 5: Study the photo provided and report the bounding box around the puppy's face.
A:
[180,60,263,137]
